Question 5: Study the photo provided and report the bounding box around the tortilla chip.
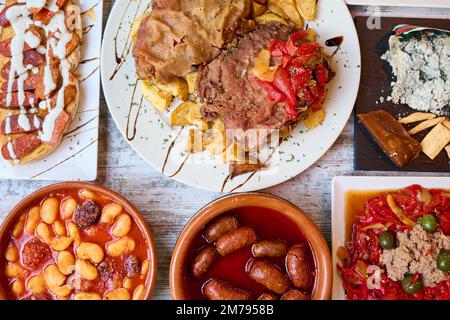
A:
[295,0,316,21]
[398,112,436,124]
[408,117,445,135]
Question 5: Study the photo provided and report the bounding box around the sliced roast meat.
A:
[197,22,294,131]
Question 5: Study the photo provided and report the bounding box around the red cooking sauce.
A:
[339,185,450,300]
[0,188,151,300]
[183,206,315,300]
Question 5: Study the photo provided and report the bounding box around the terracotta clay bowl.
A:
[170,193,332,300]
[0,182,157,300]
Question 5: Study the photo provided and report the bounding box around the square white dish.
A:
[345,0,450,8]
[0,0,102,181]
[332,176,450,300]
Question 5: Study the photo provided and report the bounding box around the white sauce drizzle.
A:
[6,140,17,160]
[39,12,73,142]
[4,113,12,134]
[3,2,76,150]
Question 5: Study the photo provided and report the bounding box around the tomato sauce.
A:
[0,188,151,300]
[182,206,315,300]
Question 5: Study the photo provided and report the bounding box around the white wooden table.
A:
[0,1,449,300]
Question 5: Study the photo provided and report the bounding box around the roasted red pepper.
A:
[273,68,297,119]
[250,76,284,103]
[253,30,332,121]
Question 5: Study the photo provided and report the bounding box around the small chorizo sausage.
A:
[203,215,239,243]
[252,240,288,258]
[258,293,278,300]
[73,200,100,229]
[125,255,141,277]
[215,226,256,256]
[191,246,219,279]
[22,238,51,268]
[246,259,290,295]
[203,279,252,300]
[286,244,314,290]
[281,289,310,300]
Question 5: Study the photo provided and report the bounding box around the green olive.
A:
[402,274,423,295]
[420,214,437,232]
[378,231,396,249]
[437,249,450,272]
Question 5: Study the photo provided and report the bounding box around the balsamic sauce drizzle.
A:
[81,1,100,15]
[221,138,284,193]
[109,0,147,81]
[326,36,344,57]
[161,128,183,175]
[63,116,98,137]
[82,24,94,35]
[30,139,98,179]
[168,153,190,178]
[80,65,99,82]
[124,79,142,141]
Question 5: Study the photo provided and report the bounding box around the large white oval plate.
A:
[101,0,361,192]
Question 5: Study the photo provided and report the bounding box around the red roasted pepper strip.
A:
[250,76,284,103]
[272,68,297,120]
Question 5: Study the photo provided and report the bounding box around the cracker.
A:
[420,123,450,160]
[408,117,445,135]
[398,112,436,124]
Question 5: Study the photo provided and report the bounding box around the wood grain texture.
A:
[354,17,450,172]
[0,1,449,300]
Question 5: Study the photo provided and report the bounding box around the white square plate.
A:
[332,176,450,300]
[345,0,450,8]
[0,0,102,181]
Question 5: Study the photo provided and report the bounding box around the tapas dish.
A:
[0,0,102,181]
[354,18,450,172]
[170,193,332,300]
[0,182,157,300]
[101,0,361,192]
[332,176,450,300]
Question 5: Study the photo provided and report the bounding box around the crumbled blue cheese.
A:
[382,32,450,114]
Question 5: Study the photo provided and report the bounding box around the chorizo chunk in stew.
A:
[22,238,51,267]
[74,200,100,229]
[125,255,141,277]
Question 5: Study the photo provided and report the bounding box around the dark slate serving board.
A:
[354,16,450,172]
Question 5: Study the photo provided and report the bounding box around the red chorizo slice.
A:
[1,114,42,134]
[2,73,41,92]
[22,238,51,267]
[252,240,288,258]
[0,3,25,27]
[35,66,60,100]
[49,32,80,59]
[0,91,37,109]
[203,215,239,243]
[286,244,314,290]
[1,134,41,160]
[48,85,77,110]
[48,110,70,145]
[1,51,45,79]
[203,279,252,300]
[191,246,219,279]
[246,259,291,295]
[0,29,42,57]
[33,8,56,25]
[281,289,310,300]
[215,226,257,256]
